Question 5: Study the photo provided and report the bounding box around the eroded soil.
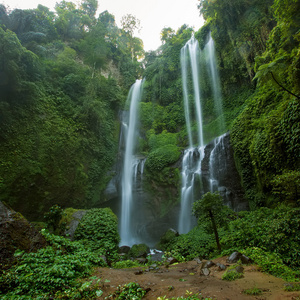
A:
[93,257,300,300]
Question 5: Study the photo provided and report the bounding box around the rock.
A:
[201,268,210,276]
[0,201,47,267]
[235,265,244,273]
[203,260,215,268]
[166,257,178,265]
[149,249,164,262]
[134,270,144,275]
[100,255,108,264]
[227,251,242,263]
[216,263,226,270]
[240,254,251,264]
[65,210,87,240]
[119,245,131,254]
[194,258,202,264]
[129,243,150,258]
[135,257,147,264]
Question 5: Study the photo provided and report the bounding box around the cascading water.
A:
[209,133,227,193]
[178,33,227,234]
[120,79,144,246]
[204,33,225,132]
[179,35,205,234]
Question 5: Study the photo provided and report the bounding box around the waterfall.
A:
[181,35,204,148]
[178,33,226,234]
[120,79,144,246]
[179,35,205,234]
[209,133,227,193]
[204,32,225,133]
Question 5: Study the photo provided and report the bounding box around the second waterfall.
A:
[120,79,144,246]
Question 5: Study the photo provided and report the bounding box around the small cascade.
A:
[120,79,144,246]
[178,146,204,234]
[204,33,225,132]
[209,133,227,192]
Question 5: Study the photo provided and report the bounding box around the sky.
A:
[1,0,204,51]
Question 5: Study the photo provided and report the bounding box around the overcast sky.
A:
[1,0,204,51]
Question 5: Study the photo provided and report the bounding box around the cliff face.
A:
[104,133,247,245]
[0,201,47,267]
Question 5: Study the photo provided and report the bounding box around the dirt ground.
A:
[93,257,300,300]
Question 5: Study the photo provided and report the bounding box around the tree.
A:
[192,192,224,251]
[120,14,141,61]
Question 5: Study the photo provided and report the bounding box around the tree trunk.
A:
[209,209,221,252]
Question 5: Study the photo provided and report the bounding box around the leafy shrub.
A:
[243,287,263,295]
[129,243,150,259]
[164,226,215,260]
[0,230,106,298]
[73,208,120,260]
[222,268,244,281]
[109,282,146,299]
[145,144,181,172]
[242,247,299,281]
[221,206,300,269]
[112,260,141,269]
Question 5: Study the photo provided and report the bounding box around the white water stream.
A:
[120,79,144,246]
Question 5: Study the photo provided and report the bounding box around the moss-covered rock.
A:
[0,201,47,267]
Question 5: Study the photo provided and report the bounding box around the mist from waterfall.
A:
[120,79,144,246]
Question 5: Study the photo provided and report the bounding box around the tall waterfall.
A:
[204,33,225,132]
[178,33,225,234]
[120,79,144,246]
[179,35,204,234]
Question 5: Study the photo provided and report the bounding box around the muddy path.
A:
[93,257,300,299]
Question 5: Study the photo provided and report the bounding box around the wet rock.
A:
[0,201,47,267]
[149,249,164,262]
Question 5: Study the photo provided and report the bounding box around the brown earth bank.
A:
[93,257,300,300]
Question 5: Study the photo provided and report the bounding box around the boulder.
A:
[0,201,47,267]
[203,260,215,268]
[227,251,242,263]
[119,245,131,254]
[200,268,210,276]
[129,243,150,258]
[65,210,87,240]
[216,262,227,270]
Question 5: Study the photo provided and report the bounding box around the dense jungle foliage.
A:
[0,0,300,297]
[0,1,143,219]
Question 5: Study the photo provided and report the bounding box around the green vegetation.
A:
[0,230,106,298]
[243,287,263,295]
[109,282,147,299]
[74,208,120,261]
[0,0,300,297]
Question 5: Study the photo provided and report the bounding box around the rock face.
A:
[103,132,248,246]
[201,133,249,211]
[0,201,47,267]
